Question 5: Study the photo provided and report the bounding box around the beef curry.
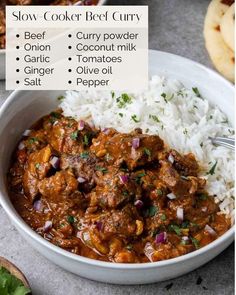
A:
[0,0,99,49]
[8,110,230,263]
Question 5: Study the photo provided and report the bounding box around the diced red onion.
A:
[33,199,43,212]
[43,208,50,214]
[132,138,140,149]
[43,221,52,232]
[202,207,207,212]
[177,207,184,221]
[77,177,86,183]
[95,221,103,231]
[182,236,189,241]
[167,193,176,200]
[204,224,217,235]
[168,154,174,164]
[144,242,155,262]
[22,129,31,137]
[102,128,110,135]
[134,200,144,209]
[50,156,60,170]
[18,142,25,150]
[155,232,167,244]
[78,120,85,130]
[119,175,129,184]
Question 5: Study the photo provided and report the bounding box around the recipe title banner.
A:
[6,6,147,28]
[6,6,148,91]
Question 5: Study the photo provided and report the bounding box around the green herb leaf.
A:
[148,206,158,217]
[168,224,182,236]
[198,193,208,200]
[80,152,89,159]
[160,214,166,221]
[143,147,151,157]
[0,267,31,295]
[28,137,39,144]
[126,244,133,251]
[117,93,132,108]
[131,115,140,123]
[57,95,65,101]
[70,131,78,140]
[134,172,146,184]
[207,161,218,175]
[83,134,89,146]
[190,237,200,249]
[67,215,75,224]
[35,163,40,169]
[96,166,108,174]
[156,189,163,196]
[118,113,123,117]
[111,91,115,99]
[150,115,160,123]
[192,87,203,99]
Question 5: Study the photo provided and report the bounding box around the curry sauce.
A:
[8,111,231,263]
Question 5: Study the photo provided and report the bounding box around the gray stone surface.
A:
[0,0,234,294]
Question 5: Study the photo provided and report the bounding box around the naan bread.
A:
[220,3,235,51]
[204,0,235,82]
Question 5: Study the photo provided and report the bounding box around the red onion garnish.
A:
[167,193,176,200]
[168,154,174,164]
[18,142,25,150]
[132,138,140,149]
[204,224,217,235]
[202,207,207,212]
[119,175,129,184]
[177,207,184,221]
[50,156,60,170]
[134,200,144,209]
[33,199,43,212]
[78,120,85,130]
[44,220,52,233]
[22,129,31,137]
[182,236,189,242]
[155,232,167,244]
[144,242,155,262]
[77,177,86,183]
[95,221,103,231]
[102,128,110,135]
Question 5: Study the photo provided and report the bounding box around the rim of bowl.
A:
[0,0,107,55]
[0,50,234,270]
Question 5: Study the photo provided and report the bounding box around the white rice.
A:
[60,75,235,222]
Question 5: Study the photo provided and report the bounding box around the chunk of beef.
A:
[45,115,96,154]
[169,149,199,176]
[90,128,164,170]
[60,153,97,192]
[38,170,78,201]
[23,145,52,199]
[89,168,142,209]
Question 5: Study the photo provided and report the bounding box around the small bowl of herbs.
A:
[0,257,31,295]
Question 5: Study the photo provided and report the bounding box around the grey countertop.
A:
[0,0,234,294]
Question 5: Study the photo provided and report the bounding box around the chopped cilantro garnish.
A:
[192,87,203,99]
[147,205,158,217]
[200,142,203,147]
[80,152,89,159]
[156,189,163,196]
[181,220,190,228]
[150,115,160,123]
[207,161,218,175]
[0,266,31,295]
[70,131,78,140]
[135,172,146,184]
[131,115,140,123]
[50,111,61,119]
[28,137,39,144]
[183,128,188,135]
[57,95,65,101]
[117,93,132,108]
[96,166,108,174]
[119,113,123,117]
[190,237,200,249]
[126,244,133,251]
[160,214,166,221]
[111,91,115,99]
[168,224,182,236]
[83,134,89,146]
[143,147,151,157]
[67,215,75,224]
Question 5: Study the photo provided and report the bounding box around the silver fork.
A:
[209,137,235,150]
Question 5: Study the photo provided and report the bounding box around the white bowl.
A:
[0,50,234,284]
[0,0,107,80]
